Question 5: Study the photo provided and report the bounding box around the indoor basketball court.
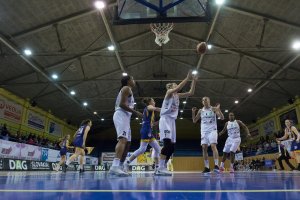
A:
[0,0,300,200]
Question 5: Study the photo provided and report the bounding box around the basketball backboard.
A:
[113,0,211,25]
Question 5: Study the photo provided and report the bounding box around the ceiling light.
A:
[234,100,239,104]
[247,88,253,93]
[292,41,300,50]
[51,74,58,80]
[101,118,105,121]
[180,117,183,120]
[94,1,105,9]
[24,49,32,56]
[93,112,97,115]
[70,90,76,95]
[122,72,128,76]
[192,70,198,75]
[215,0,225,5]
[207,44,212,50]
[183,101,187,104]
[180,110,183,113]
[83,102,88,106]
[218,117,221,120]
[108,45,115,51]
[135,117,139,120]
[225,109,228,113]
[134,102,137,105]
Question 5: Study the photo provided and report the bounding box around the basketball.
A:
[197,42,207,54]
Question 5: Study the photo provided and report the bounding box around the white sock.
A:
[220,162,224,168]
[214,159,219,166]
[66,160,71,166]
[204,160,209,169]
[80,165,83,170]
[159,159,166,168]
[112,158,120,167]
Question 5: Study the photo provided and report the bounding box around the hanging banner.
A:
[0,95,23,124]
[27,110,45,130]
[48,121,63,137]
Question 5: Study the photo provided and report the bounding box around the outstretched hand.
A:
[187,70,193,80]
[192,107,197,112]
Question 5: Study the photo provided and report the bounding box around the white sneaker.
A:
[155,167,172,176]
[108,166,129,176]
[123,163,129,173]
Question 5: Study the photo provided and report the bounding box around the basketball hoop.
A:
[150,23,174,46]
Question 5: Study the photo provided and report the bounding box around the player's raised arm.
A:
[166,71,192,97]
[178,75,198,98]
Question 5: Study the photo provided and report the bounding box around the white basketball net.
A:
[150,23,174,46]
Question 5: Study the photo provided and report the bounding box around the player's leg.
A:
[210,131,219,172]
[220,138,231,172]
[149,139,161,170]
[228,138,241,173]
[109,112,130,175]
[64,147,81,172]
[202,142,210,173]
[79,148,85,173]
[55,155,66,171]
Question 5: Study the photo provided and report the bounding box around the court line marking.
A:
[0,189,300,193]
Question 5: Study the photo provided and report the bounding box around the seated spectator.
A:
[27,136,36,145]
[256,147,263,155]
[264,142,270,151]
[271,140,277,148]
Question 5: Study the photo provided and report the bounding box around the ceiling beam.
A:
[3,77,300,86]
[223,5,300,30]
[2,31,151,84]
[0,33,93,115]
[11,2,117,40]
[33,55,159,99]
[231,54,300,111]
[196,5,222,70]
[98,9,125,71]
[164,56,288,97]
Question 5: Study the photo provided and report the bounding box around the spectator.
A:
[256,147,263,155]
[1,124,10,140]
[271,140,277,148]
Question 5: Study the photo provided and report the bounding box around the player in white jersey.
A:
[192,97,224,173]
[109,75,143,176]
[156,71,197,176]
[218,112,251,173]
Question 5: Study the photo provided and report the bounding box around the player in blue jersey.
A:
[63,119,92,173]
[54,134,73,171]
[124,98,161,172]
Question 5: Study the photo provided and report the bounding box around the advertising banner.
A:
[263,119,275,135]
[0,140,21,159]
[235,152,244,161]
[0,95,23,124]
[27,110,45,130]
[19,143,42,161]
[0,140,98,164]
[48,121,63,137]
